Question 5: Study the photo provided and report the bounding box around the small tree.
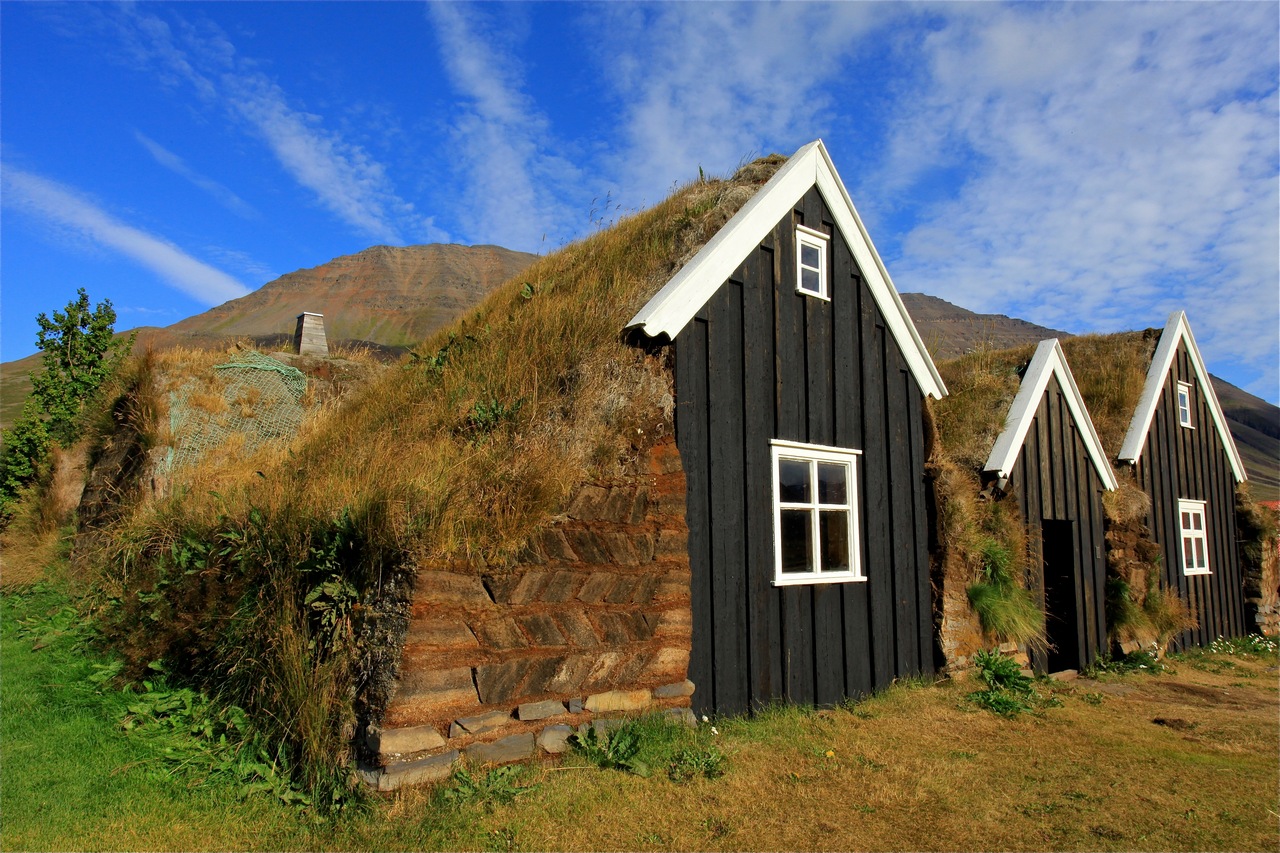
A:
[0,289,130,523]
[29,288,131,445]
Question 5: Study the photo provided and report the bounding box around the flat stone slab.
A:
[450,709,513,738]
[654,679,696,699]
[368,723,446,757]
[375,750,459,791]
[518,699,567,721]
[466,732,535,765]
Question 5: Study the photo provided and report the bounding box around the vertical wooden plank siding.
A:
[1005,376,1110,672]
[672,185,933,716]
[676,315,714,710]
[1132,340,1246,650]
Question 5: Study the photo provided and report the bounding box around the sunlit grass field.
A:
[3,583,1276,852]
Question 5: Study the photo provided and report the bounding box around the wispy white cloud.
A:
[874,3,1279,398]
[134,131,258,219]
[585,2,888,207]
[104,4,442,244]
[426,2,578,251]
[2,166,251,305]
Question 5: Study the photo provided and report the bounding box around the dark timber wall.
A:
[1002,374,1108,673]
[1131,342,1246,646]
[671,185,933,717]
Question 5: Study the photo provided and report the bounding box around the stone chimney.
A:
[294,312,329,357]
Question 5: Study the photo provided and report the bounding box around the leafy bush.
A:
[440,765,535,809]
[571,722,652,777]
[966,649,1058,718]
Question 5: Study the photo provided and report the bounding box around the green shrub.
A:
[967,538,1045,649]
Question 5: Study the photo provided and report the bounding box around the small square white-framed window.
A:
[1177,382,1194,428]
[1177,499,1210,575]
[795,224,830,300]
[770,439,863,586]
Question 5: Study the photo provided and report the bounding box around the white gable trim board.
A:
[985,339,1118,491]
[627,140,947,401]
[1118,312,1246,482]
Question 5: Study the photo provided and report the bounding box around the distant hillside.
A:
[2,243,537,429]
[2,258,1273,500]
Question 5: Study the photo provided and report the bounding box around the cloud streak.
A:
[2,166,251,305]
[134,131,258,219]
[427,2,577,251]
[108,5,432,244]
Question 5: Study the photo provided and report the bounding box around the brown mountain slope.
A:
[165,243,537,350]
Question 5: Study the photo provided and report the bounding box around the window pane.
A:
[1181,511,1191,529]
[780,509,813,573]
[801,243,820,269]
[1192,513,1203,532]
[817,462,847,504]
[1193,538,1206,569]
[1184,537,1195,570]
[779,459,810,502]
[801,268,820,294]
[819,510,851,572]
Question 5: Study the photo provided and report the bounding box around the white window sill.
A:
[773,573,867,587]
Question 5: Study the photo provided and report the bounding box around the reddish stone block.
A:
[414,571,493,607]
[600,531,641,566]
[654,528,689,560]
[567,485,610,521]
[629,489,650,525]
[539,570,585,603]
[652,608,693,640]
[630,575,660,607]
[605,576,640,604]
[653,573,692,603]
[474,615,528,650]
[395,665,479,707]
[577,572,616,603]
[595,612,638,645]
[556,609,600,647]
[539,528,578,563]
[406,617,479,650]
[520,655,564,696]
[481,572,523,605]
[567,528,609,564]
[518,613,566,647]
[475,660,530,704]
[601,488,635,523]
[643,646,691,683]
[612,649,652,686]
[547,654,596,694]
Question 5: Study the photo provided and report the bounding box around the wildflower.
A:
[701,715,709,723]
[825,750,835,758]
[711,726,719,735]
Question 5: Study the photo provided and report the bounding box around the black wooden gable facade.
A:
[1119,314,1248,647]
[983,341,1116,674]
[629,141,946,716]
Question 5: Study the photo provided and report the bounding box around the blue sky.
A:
[2,1,1277,404]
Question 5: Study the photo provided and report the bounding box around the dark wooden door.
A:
[1042,519,1081,673]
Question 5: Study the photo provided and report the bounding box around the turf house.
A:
[932,339,1117,674]
[1110,311,1250,647]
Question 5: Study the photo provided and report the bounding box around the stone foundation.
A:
[359,436,694,790]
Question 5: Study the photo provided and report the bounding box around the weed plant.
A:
[966,649,1060,718]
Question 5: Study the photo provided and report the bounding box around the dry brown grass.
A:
[934,343,1036,470]
[1061,331,1157,457]
[343,656,1278,853]
[115,159,784,571]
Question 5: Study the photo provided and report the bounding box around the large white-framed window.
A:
[770,439,863,586]
[1177,382,1194,428]
[1177,499,1210,575]
[795,225,830,300]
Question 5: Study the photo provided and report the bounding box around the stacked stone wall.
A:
[1244,534,1279,637]
[360,435,693,790]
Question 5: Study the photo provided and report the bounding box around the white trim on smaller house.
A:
[1177,498,1211,575]
[770,439,864,587]
[984,339,1118,491]
[1119,312,1245,482]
